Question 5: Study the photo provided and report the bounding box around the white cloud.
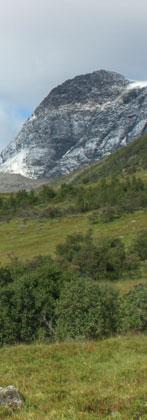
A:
[0,0,146,150]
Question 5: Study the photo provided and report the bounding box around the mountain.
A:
[0,69,147,179]
[73,134,147,185]
[0,133,146,193]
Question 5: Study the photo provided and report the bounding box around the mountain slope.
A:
[0,133,146,192]
[0,69,147,179]
[0,134,146,265]
[73,133,147,184]
[0,173,47,193]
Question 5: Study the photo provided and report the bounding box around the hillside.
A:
[73,133,147,184]
[0,134,147,419]
[0,135,146,279]
[0,70,147,180]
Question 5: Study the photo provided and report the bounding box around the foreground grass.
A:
[0,335,147,419]
[0,209,146,265]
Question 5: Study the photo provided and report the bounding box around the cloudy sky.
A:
[0,0,146,151]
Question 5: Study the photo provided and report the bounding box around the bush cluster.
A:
[57,233,140,280]
[0,231,146,345]
[76,176,147,219]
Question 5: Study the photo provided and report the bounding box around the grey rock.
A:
[0,385,24,409]
[0,69,147,180]
[0,173,48,192]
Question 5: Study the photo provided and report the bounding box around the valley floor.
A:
[0,334,147,419]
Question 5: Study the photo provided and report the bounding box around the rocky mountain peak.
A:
[39,69,127,109]
[0,69,147,179]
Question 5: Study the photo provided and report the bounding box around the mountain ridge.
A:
[0,69,147,180]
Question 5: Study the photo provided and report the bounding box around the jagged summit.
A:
[39,69,127,109]
[0,69,147,179]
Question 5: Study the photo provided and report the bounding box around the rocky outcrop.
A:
[0,386,24,409]
[0,70,147,179]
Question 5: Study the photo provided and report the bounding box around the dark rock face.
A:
[0,386,24,409]
[0,70,147,179]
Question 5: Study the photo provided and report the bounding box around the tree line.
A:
[0,175,147,222]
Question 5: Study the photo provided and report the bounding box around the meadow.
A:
[0,209,146,266]
[0,335,147,419]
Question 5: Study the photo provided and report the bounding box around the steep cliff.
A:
[0,70,147,179]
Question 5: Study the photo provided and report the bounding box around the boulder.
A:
[0,385,24,409]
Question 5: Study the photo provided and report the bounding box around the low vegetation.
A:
[0,135,147,418]
[0,172,146,222]
[0,335,147,419]
[73,133,147,184]
[0,230,147,345]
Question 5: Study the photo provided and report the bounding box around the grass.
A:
[0,214,89,264]
[0,136,147,419]
[0,209,146,266]
[0,334,146,419]
[73,134,147,185]
[0,208,146,293]
[114,272,147,293]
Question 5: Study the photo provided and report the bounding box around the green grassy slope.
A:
[0,210,146,266]
[0,335,147,419]
[0,135,146,263]
[0,135,146,294]
[73,134,147,184]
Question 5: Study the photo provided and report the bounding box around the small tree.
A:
[121,285,147,332]
[56,279,121,339]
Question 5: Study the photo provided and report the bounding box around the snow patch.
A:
[29,114,37,122]
[121,137,127,146]
[129,120,147,138]
[0,150,29,177]
[127,81,147,90]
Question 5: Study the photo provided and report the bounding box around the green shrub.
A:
[56,279,121,339]
[0,267,13,286]
[0,257,63,345]
[121,284,147,332]
[39,185,56,201]
[133,230,147,261]
[57,233,138,280]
